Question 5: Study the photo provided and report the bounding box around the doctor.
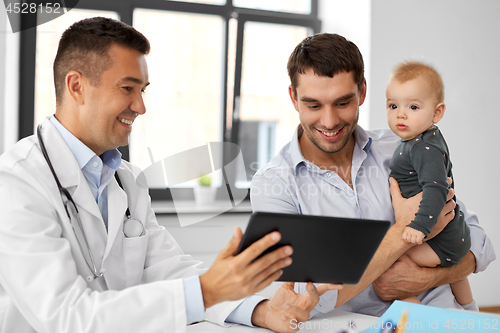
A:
[0,17,340,333]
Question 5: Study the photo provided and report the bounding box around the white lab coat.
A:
[0,118,243,333]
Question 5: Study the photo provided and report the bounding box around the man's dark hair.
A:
[53,17,150,104]
[287,33,364,95]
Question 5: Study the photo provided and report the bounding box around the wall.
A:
[318,0,371,129]
[157,213,251,267]
[370,0,500,306]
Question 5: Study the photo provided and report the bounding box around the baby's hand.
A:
[402,227,425,245]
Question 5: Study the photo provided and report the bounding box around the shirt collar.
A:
[289,124,373,175]
[353,125,373,153]
[49,115,121,171]
[289,125,307,175]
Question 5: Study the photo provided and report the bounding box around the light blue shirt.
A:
[49,116,261,326]
[251,125,496,317]
[50,116,120,228]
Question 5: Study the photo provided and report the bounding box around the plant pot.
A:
[194,187,217,205]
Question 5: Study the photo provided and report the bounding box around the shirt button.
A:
[326,172,331,177]
[92,161,98,167]
[307,164,311,168]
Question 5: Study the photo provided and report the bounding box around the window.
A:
[236,21,309,187]
[130,9,225,188]
[233,0,311,14]
[19,0,320,201]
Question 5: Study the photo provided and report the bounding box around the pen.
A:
[394,310,408,333]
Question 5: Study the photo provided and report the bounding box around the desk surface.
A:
[188,310,378,332]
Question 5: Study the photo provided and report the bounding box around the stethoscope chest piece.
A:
[114,172,145,238]
[123,217,144,238]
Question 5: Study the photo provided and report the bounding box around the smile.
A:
[118,117,133,125]
[320,129,340,137]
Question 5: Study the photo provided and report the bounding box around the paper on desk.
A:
[360,300,499,332]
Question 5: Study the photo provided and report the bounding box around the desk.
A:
[188,310,378,332]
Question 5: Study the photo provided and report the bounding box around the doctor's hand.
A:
[251,282,343,332]
[200,227,292,309]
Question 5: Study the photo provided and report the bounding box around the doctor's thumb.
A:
[233,227,243,239]
[220,227,242,258]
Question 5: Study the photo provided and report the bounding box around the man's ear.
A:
[359,79,367,106]
[433,103,446,124]
[288,85,299,112]
[65,71,86,105]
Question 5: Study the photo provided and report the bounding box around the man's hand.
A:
[403,227,425,245]
[428,183,456,240]
[390,177,455,237]
[251,282,342,332]
[372,254,434,300]
[200,227,293,309]
[374,178,463,301]
[389,177,422,230]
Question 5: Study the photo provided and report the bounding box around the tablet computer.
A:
[236,212,390,284]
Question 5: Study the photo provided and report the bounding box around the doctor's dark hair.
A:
[53,17,150,105]
[287,33,364,95]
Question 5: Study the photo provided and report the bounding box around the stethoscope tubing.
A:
[37,124,103,281]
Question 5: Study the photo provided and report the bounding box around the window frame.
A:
[18,0,320,201]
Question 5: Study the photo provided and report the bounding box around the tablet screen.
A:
[236,212,390,284]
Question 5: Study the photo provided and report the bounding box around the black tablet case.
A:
[236,212,390,284]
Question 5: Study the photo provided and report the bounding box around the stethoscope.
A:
[37,124,145,282]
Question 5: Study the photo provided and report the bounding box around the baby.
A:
[386,61,476,310]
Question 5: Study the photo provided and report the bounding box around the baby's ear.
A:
[433,103,446,123]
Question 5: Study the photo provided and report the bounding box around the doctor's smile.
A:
[117,113,138,128]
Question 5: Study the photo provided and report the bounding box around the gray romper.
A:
[389,126,471,267]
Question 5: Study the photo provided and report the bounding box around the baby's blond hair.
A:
[390,61,444,103]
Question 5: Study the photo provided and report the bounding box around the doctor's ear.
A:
[65,71,86,106]
[288,85,299,112]
[433,103,446,124]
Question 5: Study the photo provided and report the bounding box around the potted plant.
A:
[194,174,217,205]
